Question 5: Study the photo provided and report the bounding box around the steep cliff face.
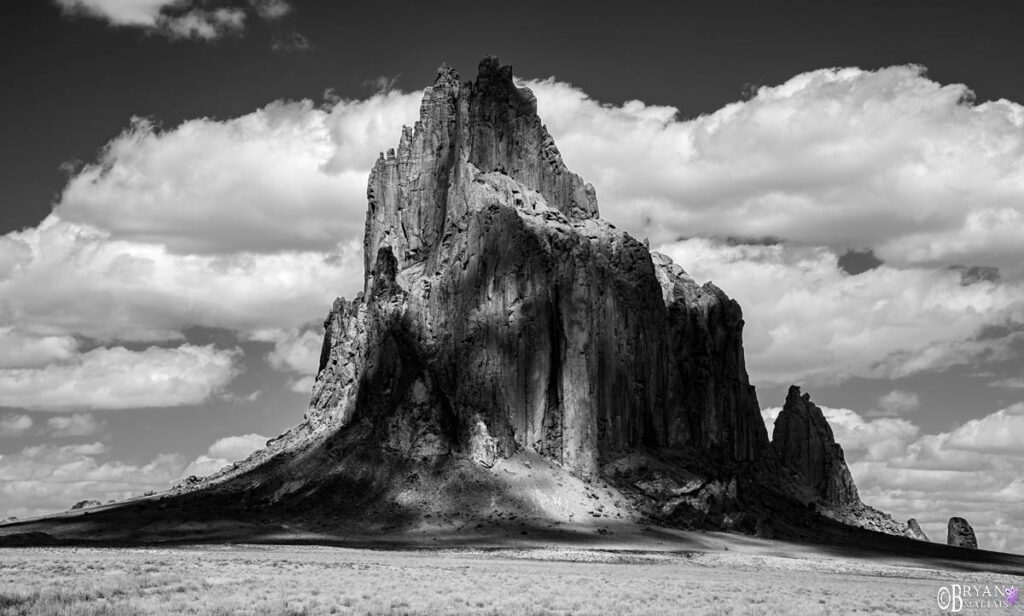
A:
[308,57,769,478]
[771,386,860,508]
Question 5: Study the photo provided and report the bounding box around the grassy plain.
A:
[0,541,1016,615]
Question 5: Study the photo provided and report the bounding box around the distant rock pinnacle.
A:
[947,516,978,549]
[906,518,930,542]
[771,386,860,508]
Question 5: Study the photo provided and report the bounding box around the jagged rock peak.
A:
[906,518,930,541]
[363,56,599,283]
[771,386,860,509]
[304,57,771,482]
[947,516,978,549]
[435,62,459,83]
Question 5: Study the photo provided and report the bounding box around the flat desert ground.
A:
[2,531,1021,615]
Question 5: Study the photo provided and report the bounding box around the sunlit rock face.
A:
[771,386,860,509]
[308,57,769,477]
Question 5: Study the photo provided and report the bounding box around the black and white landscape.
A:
[1,1,1024,614]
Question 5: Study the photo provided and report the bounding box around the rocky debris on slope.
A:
[771,386,859,509]
[69,500,102,511]
[822,502,908,537]
[906,518,929,541]
[947,517,978,549]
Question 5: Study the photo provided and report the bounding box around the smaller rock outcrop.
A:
[947,517,978,549]
[906,518,929,541]
[69,500,102,511]
[771,386,859,508]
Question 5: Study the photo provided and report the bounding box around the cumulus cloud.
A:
[183,432,268,478]
[0,91,423,347]
[0,414,33,438]
[46,413,104,437]
[0,218,363,341]
[527,66,1024,277]
[0,344,238,411]
[944,403,1024,456]
[53,0,290,40]
[207,433,267,459]
[30,67,1024,388]
[286,375,314,395]
[57,93,421,254]
[0,328,78,369]
[869,390,921,418]
[659,238,1024,385]
[258,328,323,374]
[0,443,184,519]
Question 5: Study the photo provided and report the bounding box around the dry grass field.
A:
[0,541,1018,616]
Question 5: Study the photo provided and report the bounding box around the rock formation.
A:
[906,518,929,541]
[306,56,769,478]
[69,500,101,511]
[947,517,978,549]
[771,386,859,508]
[0,58,935,550]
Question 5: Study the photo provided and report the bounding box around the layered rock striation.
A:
[307,57,769,478]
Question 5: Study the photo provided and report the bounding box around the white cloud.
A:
[57,93,421,255]
[944,403,1024,456]
[46,413,104,437]
[0,328,78,369]
[53,0,290,40]
[0,218,362,341]
[0,344,238,411]
[0,414,33,438]
[870,390,920,417]
[249,0,290,19]
[160,8,245,40]
[0,92,422,344]
[54,0,176,26]
[182,432,268,478]
[287,375,314,394]
[0,443,185,519]
[207,433,267,459]
[257,328,323,374]
[527,66,1024,277]
[660,238,1024,385]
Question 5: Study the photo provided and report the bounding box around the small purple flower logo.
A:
[1008,586,1019,606]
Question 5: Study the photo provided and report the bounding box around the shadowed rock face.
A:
[771,386,860,509]
[948,517,978,549]
[906,518,930,542]
[308,57,769,477]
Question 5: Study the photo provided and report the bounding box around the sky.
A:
[1,0,1023,553]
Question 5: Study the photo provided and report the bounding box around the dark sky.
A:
[2,0,1022,234]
